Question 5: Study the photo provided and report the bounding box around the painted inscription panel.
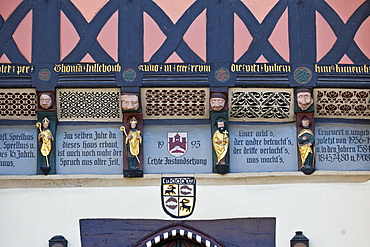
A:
[0,126,37,175]
[229,124,297,172]
[56,125,123,174]
[144,125,212,174]
[315,123,370,170]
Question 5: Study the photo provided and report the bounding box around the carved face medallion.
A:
[297,91,313,111]
[39,94,52,109]
[210,97,226,111]
[121,94,139,111]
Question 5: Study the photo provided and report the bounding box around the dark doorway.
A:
[156,239,203,247]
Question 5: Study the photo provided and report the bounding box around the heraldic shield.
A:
[168,132,187,157]
[161,177,196,218]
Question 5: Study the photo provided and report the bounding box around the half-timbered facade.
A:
[1,0,369,246]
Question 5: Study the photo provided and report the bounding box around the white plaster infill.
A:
[0,171,369,189]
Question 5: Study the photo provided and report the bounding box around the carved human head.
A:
[296,89,313,111]
[210,93,226,111]
[301,118,310,128]
[42,117,50,129]
[121,94,140,111]
[130,117,138,129]
[217,121,225,129]
[39,93,53,110]
[215,117,226,130]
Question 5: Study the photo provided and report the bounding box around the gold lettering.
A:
[17,66,24,75]
[315,64,333,73]
[254,64,261,72]
[54,64,61,73]
[163,64,172,72]
[114,63,122,72]
[176,65,187,72]
[263,64,272,72]
[364,65,369,73]
[137,64,159,72]
[231,64,238,72]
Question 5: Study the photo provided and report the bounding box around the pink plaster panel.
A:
[234,13,253,62]
[354,16,370,60]
[165,52,183,63]
[60,11,80,61]
[70,0,109,22]
[256,55,268,63]
[12,10,32,63]
[268,8,289,62]
[97,11,118,62]
[81,53,95,63]
[316,11,336,62]
[325,0,365,23]
[183,9,206,62]
[144,12,166,62]
[316,12,337,61]
[240,0,279,23]
[0,54,11,63]
[338,54,353,64]
[0,0,23,21]
[153,0,196,23]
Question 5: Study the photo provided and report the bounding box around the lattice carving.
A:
[314,89,370,119]
[142,88,209,119]
[229,88,294,122]
[57,88,122,121]
[0,89,37,120]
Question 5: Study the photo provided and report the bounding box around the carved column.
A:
[295,88,315,175]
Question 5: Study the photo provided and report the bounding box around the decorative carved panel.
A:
[57,88,122,121]
[141,88,210,119]
[0,89,37,120]
[314,89,370,119]
[229,88,294,122]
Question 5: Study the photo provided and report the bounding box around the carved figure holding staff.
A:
[121,117,142,170]
[36,117,54,169]
[213,118,229,165]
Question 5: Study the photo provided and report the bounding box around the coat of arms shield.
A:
[161,177,196,218]
[168,132,187,157]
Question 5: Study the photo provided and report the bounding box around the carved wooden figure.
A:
[213,118,229,165]
[125,117,142,167]
[211,113,229,174]
[121,113,143,177]
[36,117,54,175]
[296,113,315,175]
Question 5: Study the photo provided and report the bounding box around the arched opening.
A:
[135,224,225,247]
[155,238,204,247]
